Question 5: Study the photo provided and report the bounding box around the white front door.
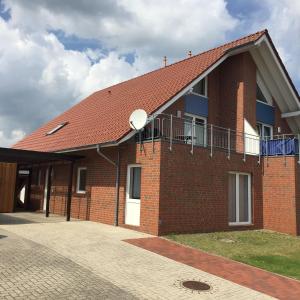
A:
[43,168,49,211]
[125,165,141,226]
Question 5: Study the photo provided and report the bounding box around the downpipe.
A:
[96,145,120,226]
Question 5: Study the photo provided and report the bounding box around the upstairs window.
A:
[256,84,268,103]
[192,77,207,97]
[76,167,87,194]
[46,122,68,136]
[256,123,273,140]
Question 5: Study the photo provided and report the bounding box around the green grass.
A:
[166,230,300,280]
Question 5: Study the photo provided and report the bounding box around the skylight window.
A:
[46,122,68,136]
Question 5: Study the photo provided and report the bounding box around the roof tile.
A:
[14,30,266,152]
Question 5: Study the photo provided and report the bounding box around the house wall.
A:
[27,50,297,236]
[165,52,291,136]
[29,141,162,235]
[262,156,299,235]
[158,142,263,235]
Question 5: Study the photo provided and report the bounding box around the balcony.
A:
[260,135,299,156]
[137,113,300,158]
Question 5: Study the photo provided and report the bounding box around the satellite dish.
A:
[129,109,148,130]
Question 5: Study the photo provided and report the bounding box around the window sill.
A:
[190,92,208,98]
[76,191,86,195]
[229,222,253,226]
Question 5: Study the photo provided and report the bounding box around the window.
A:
[128,165,141,199]
[46,122,68,136]
[76,167,87,194]
[256,122,273,140]
[228,173,251,225]
[256,84,268,103]
[192,77,207,97]
[184,113,207,146]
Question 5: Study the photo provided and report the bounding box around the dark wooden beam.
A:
[0,147,83,164]
[24,168,32,210]
[45,165,52,217]
[13,164,19,212]
[66,161,74,221]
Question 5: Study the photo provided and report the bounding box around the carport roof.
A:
[0,147,83,165]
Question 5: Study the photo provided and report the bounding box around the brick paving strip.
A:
[125,237,300,300]
[0,229,137,300]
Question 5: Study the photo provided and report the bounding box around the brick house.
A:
[10,29,300,236]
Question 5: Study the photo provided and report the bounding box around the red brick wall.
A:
[27,50,297,237]
[262,156,298,235]
[29,141,162,235]
[158,142,263,235]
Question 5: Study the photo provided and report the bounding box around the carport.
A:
[0,147,83,221]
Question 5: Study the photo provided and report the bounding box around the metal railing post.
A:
[298,134,300,165]
[258,137,261,165]
[169,115,173,151]
[191,120,194,154]
[210,124,213,157]
[243,132,246,162]
[151,116,155,153]
[227,128,230,160]
[266,137,269,166]
[283,134,286,166]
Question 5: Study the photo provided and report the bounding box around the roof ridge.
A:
[96,29,267,93]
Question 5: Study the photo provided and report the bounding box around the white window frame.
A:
[126,164,142,201]
[229,172,252,226]
[184,113,207,146]
[256,122,273,139]
[191,77,208,97]
[256,72,273,106]
[46,121,68,135]
[76,167,87,194]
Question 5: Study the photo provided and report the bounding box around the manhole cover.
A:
[182,280,211,291]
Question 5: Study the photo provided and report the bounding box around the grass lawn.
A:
[166,230,300,280]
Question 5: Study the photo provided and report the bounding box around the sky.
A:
[0,0,300,147]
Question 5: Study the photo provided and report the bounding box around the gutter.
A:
[282,111,300,118]
[96,144,120,226]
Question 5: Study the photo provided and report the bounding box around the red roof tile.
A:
[14,30,266,152]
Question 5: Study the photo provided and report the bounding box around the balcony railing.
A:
[136,113,300,160]
[260,134,299,156]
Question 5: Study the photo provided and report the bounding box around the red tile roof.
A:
[14,30,267,152]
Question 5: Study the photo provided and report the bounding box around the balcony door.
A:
[184,113,207,146]
[228,172,252,225]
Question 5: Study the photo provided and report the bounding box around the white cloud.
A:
[4,0,237,62]
[0,129,25,147]
[0,0,239,147]
[1,0,299,148]
[264,0,300,85]
[0,17,138,147]
[237,0,300,89]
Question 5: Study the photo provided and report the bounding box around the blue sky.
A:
[0,0,299,146]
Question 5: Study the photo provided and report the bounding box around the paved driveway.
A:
[0,213,273,299]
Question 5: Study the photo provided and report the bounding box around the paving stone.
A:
[0,213,274,299]
[0,228,137,299]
